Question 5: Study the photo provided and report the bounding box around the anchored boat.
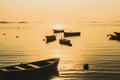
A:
[64,32,80,37]
[53,29,64,33]
[46,35,56,43]
[0,58,59,79]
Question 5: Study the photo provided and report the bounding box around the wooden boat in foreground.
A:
[64,32,80,37]
[59,39,72,46]
[53,29,64,33]
[0,58,59,79]
[46,35,56,43]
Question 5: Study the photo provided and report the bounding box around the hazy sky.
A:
[0,0,120,22]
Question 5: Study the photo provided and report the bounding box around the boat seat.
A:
[0,68,8,71]
[27,64,40,68]
[46,61,54,63]
[14,66,26,70]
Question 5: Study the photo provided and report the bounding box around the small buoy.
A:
[16,36,19,38]
[3,33,6,35]
[83,64,89,70]
[43,39,45,41]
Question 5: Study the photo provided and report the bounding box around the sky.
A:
[0,0,120,22]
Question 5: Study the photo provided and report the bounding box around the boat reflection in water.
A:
[0,58,59,80]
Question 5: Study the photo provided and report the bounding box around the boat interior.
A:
[0,60,55,71]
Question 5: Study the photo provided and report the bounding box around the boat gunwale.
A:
[0,58,59,72]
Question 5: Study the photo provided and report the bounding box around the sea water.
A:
[0,22,120,80]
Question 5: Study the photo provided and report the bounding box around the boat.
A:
[53,30,64,33]
[0,58,59,80]
[59,39,72,46]
[46,35,56,43]
[114,32,120,36]
[64,32,80,37]
[107,32,120,41]
[109,34,120,40]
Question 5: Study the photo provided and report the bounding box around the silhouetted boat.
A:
[109,34,120,40]
[0,58,59,79]
[46,35,56,43]
[53,30,64,33]
[114,32,120,36]
[59,39,72,46]
[107,32,120,41]
[64,32,80,37]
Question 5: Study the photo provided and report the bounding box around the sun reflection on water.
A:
[52,23,64,29]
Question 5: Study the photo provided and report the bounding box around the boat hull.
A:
[53,30,64,33]
[64,32,80,37]
[0,58,59,80]
[114,32,120,36]
[59,39,72,46]
[110,36,120,40]
[46,35,56,43]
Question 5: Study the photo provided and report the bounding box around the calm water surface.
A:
[0,22,120,80]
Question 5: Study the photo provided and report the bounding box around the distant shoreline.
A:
[0,21,28,24]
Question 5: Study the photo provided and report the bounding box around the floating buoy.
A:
[17,27,20,29]
[83,64,89,70]
[16,36,19,38]
[3,33,6,35]
[43,39,45,41]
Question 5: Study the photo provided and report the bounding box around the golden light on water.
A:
[0,0,120,80]
[53,50,61,58]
